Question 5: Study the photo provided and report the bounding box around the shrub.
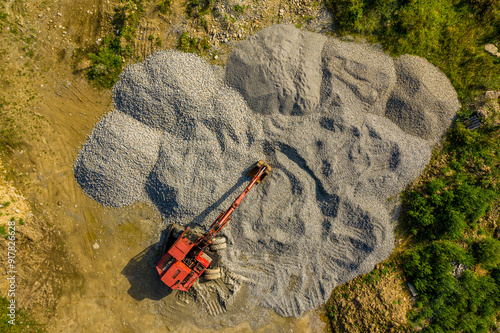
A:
[158,0,171,14]
[472,238,500,267]
[177,31,210,54]
[402,242,473,300]
[86,0,143,88]
[186,0,214,17]
[403,243,499,331]
[87,46,124,88]
[403,180,494,240]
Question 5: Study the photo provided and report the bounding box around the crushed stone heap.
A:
[74,24,460,318]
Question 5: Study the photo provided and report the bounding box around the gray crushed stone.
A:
[385,54,460,141]
[225,24,327,116]
[74,24,460,318]
[74,110,161,207]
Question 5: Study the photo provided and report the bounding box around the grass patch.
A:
[177,31,210,54]
[402,242,500,331]
[402,122,500,241]
[0,99,21,155]
[232,4,246,15]
[157,0,171,14]
[0,225,6,238]
[85,0,144,88]
[0,9,8,28]
[0,297,45,332]
[186,0,215,18]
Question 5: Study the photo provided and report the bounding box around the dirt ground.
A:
[0,0,335,331]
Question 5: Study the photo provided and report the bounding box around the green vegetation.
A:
[0,101,21,155]
[86,0,144,88]
[157,0,171,14]
[0,9,8,28]
[402,242,500,331]
[326,0,500,331]
[362,262,393,284]
[177,31,210,54]
[0,225,6,238]
[403,119,500,240]
[0,297,45,332]
[232,4,246,15]
[186,0,215,18]
[472,238,500,268]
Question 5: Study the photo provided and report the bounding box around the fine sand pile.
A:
[74,24,460,317]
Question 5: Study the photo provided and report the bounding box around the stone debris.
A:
[485,43,500,57]
[74,25,460,317]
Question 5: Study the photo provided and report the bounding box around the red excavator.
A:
[156,160,272,291]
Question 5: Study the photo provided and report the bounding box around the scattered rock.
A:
[452,262,467,278]
[474,90,500,123]
[407,283,418,297]
[485,43,500,57]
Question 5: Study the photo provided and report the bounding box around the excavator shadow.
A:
[121,228,173,301]
[146,163,259,229]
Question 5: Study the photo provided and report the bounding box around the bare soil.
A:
[0,0,332,331]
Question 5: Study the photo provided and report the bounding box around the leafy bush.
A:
[472,238,500,267]
[403,119,500,241]
[403,243,499,332]
[403,242,473,299]
[492,266,500,285]
[403,180,495,240]
[186,0,214,17]
[87,45,124,88]
[157,0,171,14]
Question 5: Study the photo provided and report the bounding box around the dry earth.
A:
[0,0,335,331]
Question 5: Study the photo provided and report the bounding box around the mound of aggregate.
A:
[74,24,460,317]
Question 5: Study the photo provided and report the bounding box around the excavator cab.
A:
[247,160,272,183]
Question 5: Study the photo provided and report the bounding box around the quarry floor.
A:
[0,0,335,331]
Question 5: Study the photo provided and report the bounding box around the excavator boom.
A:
[156,160,272,291]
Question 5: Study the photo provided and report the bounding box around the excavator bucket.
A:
[247,160,272,183]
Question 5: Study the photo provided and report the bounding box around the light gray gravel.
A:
[74,24,460,318]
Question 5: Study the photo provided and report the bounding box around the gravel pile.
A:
[74,24,460,317]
